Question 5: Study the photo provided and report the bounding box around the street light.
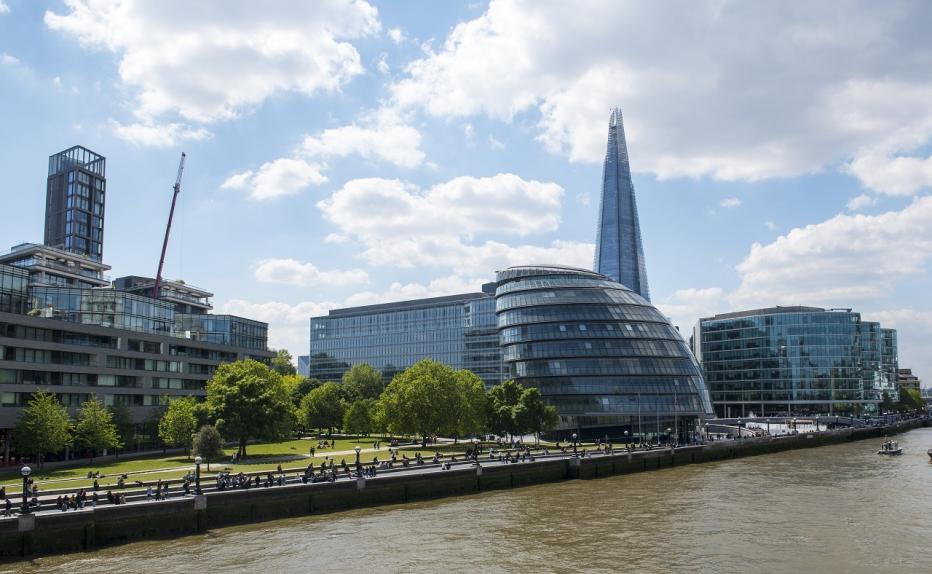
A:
[623,430,629,449]
[354,445,362,476]
[572,433,578,456]
[736,419,742,439]
[194,456,202,494]
[703,422,709,443]
[20,466,31,514]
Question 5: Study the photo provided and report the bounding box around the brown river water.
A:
[6,427,932,573]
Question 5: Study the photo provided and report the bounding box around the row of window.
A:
[503,339,690,362]
[513,357,700,378]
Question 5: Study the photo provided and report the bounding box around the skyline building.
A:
[593,108,650,301]
[44,146,107,262]
[693,306,898,418]
[496,265,712,441]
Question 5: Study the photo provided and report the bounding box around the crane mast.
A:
[152,153,186,299]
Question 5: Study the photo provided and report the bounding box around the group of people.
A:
[145,480,171,501]
[55,489,95,511]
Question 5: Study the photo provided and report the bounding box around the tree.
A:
[454,370,488,440]
[343,398,376,436]
[379,359,461,446]
[158,396,199,456]
[270,349,297,376]
[284,375,321,407]
[73,398,123,463]
[13,391,71,469]
[514,387,558,445]
[898,388,924,411]
[192,425,224,472]
[880,391,897,413]
[300,382,346,435]
[108,404,136,456]
[342,364,384,401]
[487,379,525,438]
[205,359,294,457]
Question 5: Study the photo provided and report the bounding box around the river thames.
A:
[8,427,931,573]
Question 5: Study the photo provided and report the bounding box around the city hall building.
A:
[0,146,272,460]
[693,307,898,418]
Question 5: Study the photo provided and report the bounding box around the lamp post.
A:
[703,422,709,443]
[354,445,362,476]
[666,427,672,447]
[736,419,742,439]
[572,433,578,456]
[20,466,30,514]
[194,456,202,494]
[623,430,629,450]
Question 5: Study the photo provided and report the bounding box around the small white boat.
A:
[877,440,902,455]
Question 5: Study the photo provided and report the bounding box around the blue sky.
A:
[1,1,930,384]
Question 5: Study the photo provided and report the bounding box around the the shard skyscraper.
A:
[593,107,650,301]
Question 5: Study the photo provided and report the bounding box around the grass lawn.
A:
[0,436,599,494]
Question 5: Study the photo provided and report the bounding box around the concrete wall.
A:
[0,418,923,562]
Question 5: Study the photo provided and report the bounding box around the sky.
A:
[0,1,930,385]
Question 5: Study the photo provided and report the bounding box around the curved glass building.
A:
[496,265,713,443]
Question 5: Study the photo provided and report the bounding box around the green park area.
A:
[2,354,588,495]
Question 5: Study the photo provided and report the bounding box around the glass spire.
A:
[593,107,650,301]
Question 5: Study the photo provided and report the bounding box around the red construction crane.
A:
[152,152,186,299]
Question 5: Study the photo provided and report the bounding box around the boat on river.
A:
[877,440,902,455]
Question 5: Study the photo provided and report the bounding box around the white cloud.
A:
[764,221,776,230]
[656,287,728,333]
[376,52,389,75]
[221,158,327,200]
[847,151,932,196]
[52,76,62,87]
[463,123,475,140]
[45,0,380,125]
[488,135,505,150]
[720,197,741,208]
[847,193,877,211]
[318,174,591,274]
[300,108,425,168]
[111,121,212,147]
[0,1,8,15]
[254,258,368,287]
[575,192,590,206]
[731,196,932,307]
[0,52,19,65]
[324,233,349,244]
[388,27,405,44]
[391,1,932,188]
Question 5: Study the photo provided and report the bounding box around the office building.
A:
[309,284,502,386]
[496,265,712,441]
[45,146,107,261]
[693,307,898,417]
[593,108,650,301]
[297,355,310,378]
[0,146,273,460]
[896,368,921,393]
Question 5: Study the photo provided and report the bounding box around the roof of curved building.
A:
[496,265,609,282]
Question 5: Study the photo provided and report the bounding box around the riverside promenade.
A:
[0,417,925,561]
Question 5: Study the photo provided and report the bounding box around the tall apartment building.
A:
[45,146,107,261]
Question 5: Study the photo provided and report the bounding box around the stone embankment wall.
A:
[0,419,924,561]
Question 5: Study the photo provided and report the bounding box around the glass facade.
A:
[496,265,712,442]
[45,146,106,261]
[309,288,503,386]
[174,314,268,351]
[0,265,28,314]
[695,307,899,417]
[593,108,650,301]
[29,286,174,336]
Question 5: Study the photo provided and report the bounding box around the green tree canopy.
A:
[454,370,488,439]
[205,359,294,457]
[158,396,199,455]
[514,387,559,445]
[284,375,322,407]
[343,398,376,436]
[73,398,123,462]
[108,404,136,449]
[487,379,525,438]
[13,391,72,468]
[898,388,924,411]
[342,364,384,401]
[270,349,297,376]
[300,382,346,435]
[379,359,461,446]
[192,425,224,472]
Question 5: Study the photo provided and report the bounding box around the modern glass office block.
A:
[593,108,650,301]
[496,265,711,442]
[696,307,898,417]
